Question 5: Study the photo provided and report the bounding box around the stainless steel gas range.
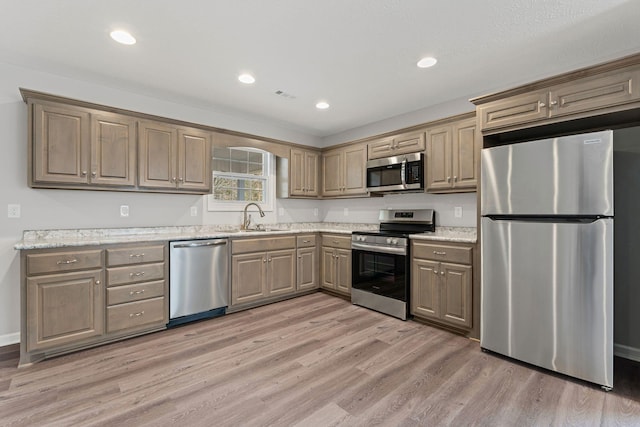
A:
[351,209,435,320]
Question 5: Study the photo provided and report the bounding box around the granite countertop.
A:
[15,223,476,250]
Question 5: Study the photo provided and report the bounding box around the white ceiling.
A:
[2,0,640,137]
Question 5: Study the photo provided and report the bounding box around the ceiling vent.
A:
[274,90,297,99]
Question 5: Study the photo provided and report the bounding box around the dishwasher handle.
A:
[172,240,228,248]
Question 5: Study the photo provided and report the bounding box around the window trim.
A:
[207,148,275,212]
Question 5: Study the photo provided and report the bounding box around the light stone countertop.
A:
[15,222,476,250]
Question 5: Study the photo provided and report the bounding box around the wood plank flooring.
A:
[1,292,640,426]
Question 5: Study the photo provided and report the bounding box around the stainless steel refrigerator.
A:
[481,130,614,389]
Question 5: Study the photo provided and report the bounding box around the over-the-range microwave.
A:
[366,152,424,193]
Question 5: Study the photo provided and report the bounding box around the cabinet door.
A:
[33,103,90,184]
[177,127,211,192]
[451,118,478,190]
[335,248,351,295]
[267,249,296,296]
[440,262,472,328]
[549,69,640,119]
[343,144,367,195]
[478,91,548,132]
[297,247,318,290]
[411,258,440,320]
[322,150,343,196]
[90,112,136,187]
[321,247,336,290]
[26,270,104,351]
[138,121,178,189]
[304,150,320,196]
[290,148,306,196]
[367,138,394,159]
[393,131,426,155]
[231,252,267,305]
[426,126,453,191]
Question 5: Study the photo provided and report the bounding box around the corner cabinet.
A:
[321,143,368,197]
[411,241,473,330]
[31,102,137,189]
[20,242,168,366]
[426,116,478,193]
[290,148,320,197]
[320,234,351,295]
[138,121,211,193]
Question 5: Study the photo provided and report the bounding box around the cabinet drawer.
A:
[107,297,165,333]
[26,250,102,275]
[107,262,165,286]
[297,234,317,248]
[107,280,165,305]
[412,243,472,264]
[232,236,296,254]
[106,244,165,266]
[321,234,351,250]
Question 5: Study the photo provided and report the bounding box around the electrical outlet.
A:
[190,206,198,216]
[343,207,349,217]
[278,207,284,216]
[120,205,129,217]
[313,208,318,217]
[7,204,20,218]
[454,206,463,218]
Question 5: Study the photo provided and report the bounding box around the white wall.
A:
[0,61,477,345]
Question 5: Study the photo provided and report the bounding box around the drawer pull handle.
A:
[433,251,447,256]
[129,253,145,258]
[56,258,78,265]
[129,289,145,295]
[332,240,339,244]
[129,311,145,318]
[303,240,311,243]
[129,271,146,277]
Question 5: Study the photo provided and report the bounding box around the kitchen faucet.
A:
[242,202,265,230]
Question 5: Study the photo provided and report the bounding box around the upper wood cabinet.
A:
[426,116,478,193]
[321,143,367,197]
[138,121,211,193]
[32,103,136,188]
[476,65,640,134]
[367,130,426,160]
[290,148,320,197]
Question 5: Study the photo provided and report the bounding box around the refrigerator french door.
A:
[481,130,614,389]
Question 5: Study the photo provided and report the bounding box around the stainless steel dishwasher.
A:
[169,238,229,326]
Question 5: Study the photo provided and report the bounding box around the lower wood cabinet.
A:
[320,234,351,295]
[411,241,473,329]
[297,234,318,291]
[231,236,297,307]
[20,242,168,366]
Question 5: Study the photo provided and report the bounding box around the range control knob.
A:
[386,238,392,244]
[391,238,398,245]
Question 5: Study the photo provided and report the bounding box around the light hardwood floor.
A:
[1,292,640,426]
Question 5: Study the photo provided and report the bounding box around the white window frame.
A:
[207,147,275,212]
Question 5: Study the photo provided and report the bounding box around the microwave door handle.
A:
[400,158,407,188]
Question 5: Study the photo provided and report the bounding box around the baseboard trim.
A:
[614,343,640,362]
[0,332,20,347]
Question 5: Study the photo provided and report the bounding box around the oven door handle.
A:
[351,242,406,255]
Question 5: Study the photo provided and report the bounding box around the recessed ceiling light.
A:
[417,57,437,68]
[316,101,330,110]
[110,30,136,45]
[238,74,256,84]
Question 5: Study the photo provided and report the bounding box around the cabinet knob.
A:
[446,176,451,182]
[172,177,177,183]
[298,255,302,259]
[268,258,272,262]
[441,271,445,276]
[550,100,558,106]
[263,258,267,263]
[453,176,457,181]
[178,177,184,182]
[433,270,438,275]
[91,171,97,177]
[538,101,546,108]
[95,280,101,285]
[81,170,87,176]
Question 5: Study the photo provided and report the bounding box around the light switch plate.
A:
[7,204,20,218]
[190,206,197,216]
[313,208,318,217]
[454,206,463,218]
[343,208,349,216]
[120,205,129,217]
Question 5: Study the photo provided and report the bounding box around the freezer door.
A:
[481,130,613,216]
[480,217,613,388]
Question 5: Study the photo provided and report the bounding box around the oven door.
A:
[351,246,408,302]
